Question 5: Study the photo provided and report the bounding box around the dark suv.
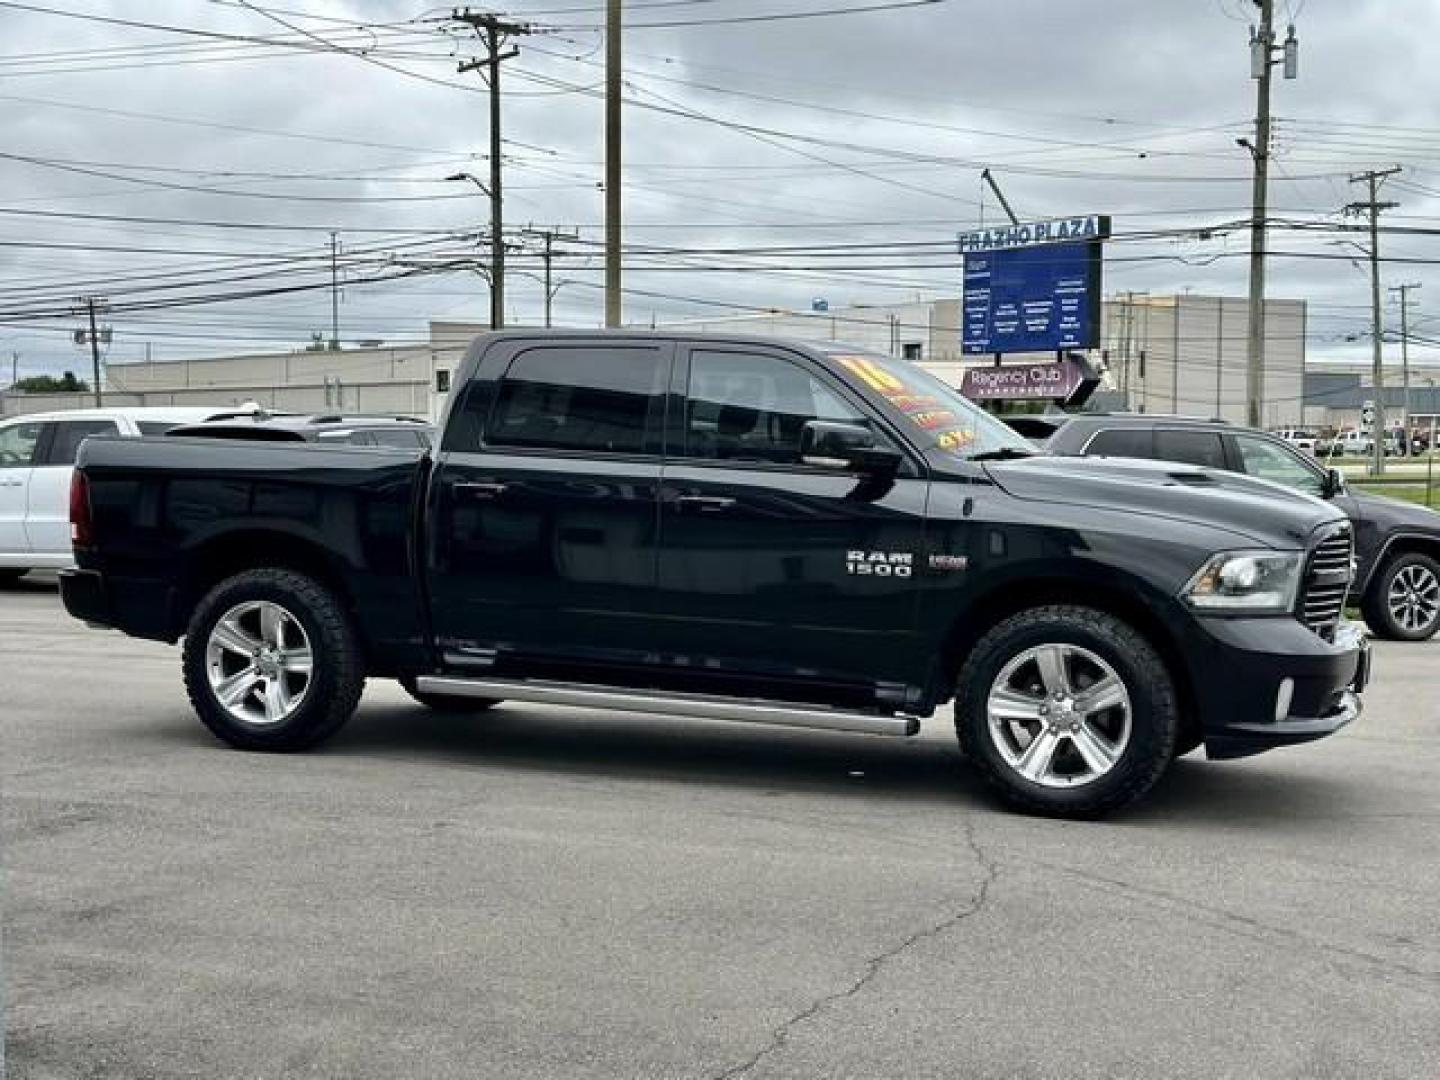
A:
[166,413,433,449]
[1045,414,1440,641]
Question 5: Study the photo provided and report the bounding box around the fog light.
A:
[1275,677,1295,723]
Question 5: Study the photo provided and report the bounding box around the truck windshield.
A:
[825,349,1033,460]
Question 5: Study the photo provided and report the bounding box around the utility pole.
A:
[453,10,530,330]
[604,0,622,327]
[329,230,340,350]
[1390,281,1420,444]
[1116,293,1135,401]
[9,350,17,389]
[73,296,110,407]
[1241,0,1298,430]
[522,226,579,328]
[1347,167,1401,476]
[86,299,102,406]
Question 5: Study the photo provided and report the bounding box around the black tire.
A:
[398,676,501,713]
[0,568,28,585]
[1362,551,1440,641]
[182,569,365,751]
[954,605,1179,818]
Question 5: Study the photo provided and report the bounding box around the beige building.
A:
[1,321,487,421]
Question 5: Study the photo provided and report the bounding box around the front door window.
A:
[1232,434,1326,497]
[682,348,873,465]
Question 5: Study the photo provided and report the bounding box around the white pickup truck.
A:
[0,407,242,580]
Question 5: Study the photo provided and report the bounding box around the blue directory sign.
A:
[959,216,1108,356]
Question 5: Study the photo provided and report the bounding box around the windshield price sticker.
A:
[837,355,983,454]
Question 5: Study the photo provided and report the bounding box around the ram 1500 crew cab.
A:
[60,332,1368,816]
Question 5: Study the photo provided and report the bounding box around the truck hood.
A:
[981,454,1345,548]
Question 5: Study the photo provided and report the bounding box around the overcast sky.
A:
[2,0,1439,380]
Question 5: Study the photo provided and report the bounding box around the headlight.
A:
[1183,550,1303,613]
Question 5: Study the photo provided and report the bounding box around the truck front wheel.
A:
[1362,552,1440,641]
[182,569,365,751]
[954,605,1178,818]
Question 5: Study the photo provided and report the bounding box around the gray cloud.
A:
[0,0,1434,380]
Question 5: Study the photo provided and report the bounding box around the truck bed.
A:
[69,435,430,672]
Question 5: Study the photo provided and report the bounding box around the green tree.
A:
[12,371,89,393]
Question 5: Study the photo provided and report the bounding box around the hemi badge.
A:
[929,554,969,572]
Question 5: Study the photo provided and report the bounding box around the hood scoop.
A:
[1164,470,1218,486]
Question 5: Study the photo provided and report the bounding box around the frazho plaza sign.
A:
[958,214,1110,356]
[957,215,1110,254]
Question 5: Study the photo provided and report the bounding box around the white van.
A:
[0,407,244,579]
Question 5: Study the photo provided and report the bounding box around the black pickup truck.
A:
[61,331,1368,817]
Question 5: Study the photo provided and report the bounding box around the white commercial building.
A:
[1101,294,1306,426]
[658,293,1308,426]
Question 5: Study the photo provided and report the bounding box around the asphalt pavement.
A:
[3,576,1439,1080]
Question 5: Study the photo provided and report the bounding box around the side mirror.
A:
[800,420,900,476]
[1322,467,1347,499]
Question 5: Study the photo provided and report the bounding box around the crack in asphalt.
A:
[713,818,999,1080]
[1035,859,1440,988]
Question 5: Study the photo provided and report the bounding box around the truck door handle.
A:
[675,495,736,514]
[453,480,509,501]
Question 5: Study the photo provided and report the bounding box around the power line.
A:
[0,92,462,154]
[0,150,485,203]
[546,0,944,30]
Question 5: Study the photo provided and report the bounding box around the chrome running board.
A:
[414,676,920,737]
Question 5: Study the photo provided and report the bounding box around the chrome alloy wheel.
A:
[1388,563,1440,634]
[986,644,1132,789]
[205,600,314,727]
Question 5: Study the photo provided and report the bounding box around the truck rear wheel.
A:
[954,605,1178,818]
[399,676,501,713]
[182,569,365,751]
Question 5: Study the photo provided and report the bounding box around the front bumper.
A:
[1191,616,1368,760]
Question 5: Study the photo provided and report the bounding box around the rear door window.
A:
[487,345,667,455]
[1153,429,1227,470]
[1084,428,1154,459]
[39,420,119,465]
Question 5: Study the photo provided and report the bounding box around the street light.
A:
[444,172,503,329]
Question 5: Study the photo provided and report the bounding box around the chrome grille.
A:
[1301,526,1354,641]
